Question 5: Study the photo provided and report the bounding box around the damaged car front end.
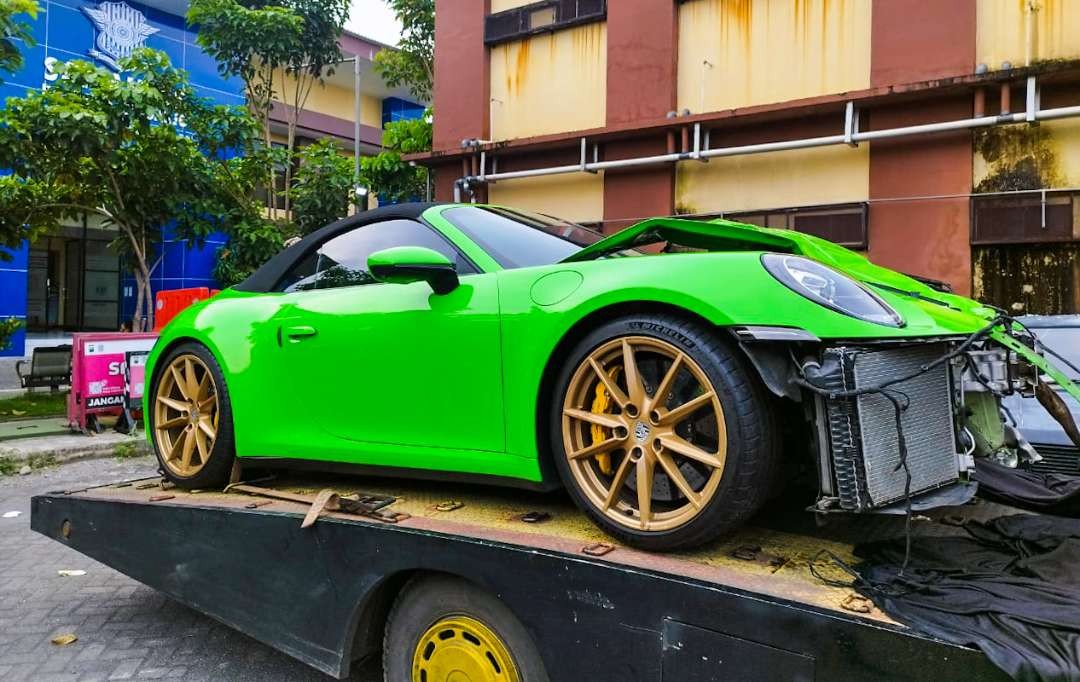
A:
[568,217,1080,518]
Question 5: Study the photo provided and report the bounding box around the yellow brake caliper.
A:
[590,367,621,475]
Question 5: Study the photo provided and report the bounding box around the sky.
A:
[346,0,403,46]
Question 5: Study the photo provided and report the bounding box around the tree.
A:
[292,139,353,235]
[0,49,273,330]
[0,0,37,77]
[360,110,432,203]
[213,215,286,287]
[189,0,350,214]
[373,0,433,102]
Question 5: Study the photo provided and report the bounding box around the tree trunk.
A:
[120,223,154,332]
[137,261,154,332]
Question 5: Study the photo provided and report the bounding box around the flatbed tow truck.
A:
[30,471,1012,681]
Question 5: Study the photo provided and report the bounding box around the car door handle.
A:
[282,324,318,342]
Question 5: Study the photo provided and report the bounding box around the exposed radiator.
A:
[819,344,961,511]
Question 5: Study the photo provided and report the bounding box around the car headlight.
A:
[761,254,905,328]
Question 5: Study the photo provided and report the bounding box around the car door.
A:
[271,218,506,457]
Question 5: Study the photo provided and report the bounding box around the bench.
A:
[15,345,72,391]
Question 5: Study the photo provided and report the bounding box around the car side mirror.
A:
[368,246,460,295]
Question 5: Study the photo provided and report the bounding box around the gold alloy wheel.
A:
[562,336,728,532]
[412,615,520,682]
[153,354,219,477]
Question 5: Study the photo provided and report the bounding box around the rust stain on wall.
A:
[720,0,753,37]
[974,124,1063,192]
[510,39,531,95]
[973,244,1080,314]
[972,121,1077,314]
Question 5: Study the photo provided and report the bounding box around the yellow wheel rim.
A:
[562,336,728,532]
[153,354,219,477]
[412,615,520,682]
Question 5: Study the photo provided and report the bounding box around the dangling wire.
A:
[796,314,1010,574]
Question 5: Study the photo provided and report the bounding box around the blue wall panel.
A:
[382,96,425,127]
[0,241,29,356]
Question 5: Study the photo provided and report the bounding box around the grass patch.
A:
[0,454,56,477]
[0,391,68,421]
[27,453,56,469]
[114,441,147,459]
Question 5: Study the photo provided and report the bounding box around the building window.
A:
[971,190,1077,245]
[723,203,869,250]
[485,0,606,45]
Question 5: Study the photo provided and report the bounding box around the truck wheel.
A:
[149,342,235,489]
[551,314,778,551]
[384,575,549,682]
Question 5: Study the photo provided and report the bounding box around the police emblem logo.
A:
[82,1,159,71]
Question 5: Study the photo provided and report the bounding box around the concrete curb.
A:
[0,431,151,471]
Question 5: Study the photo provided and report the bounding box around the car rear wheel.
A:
[150,343,235,489]
[551,314,778,551]
[383,575,549,682]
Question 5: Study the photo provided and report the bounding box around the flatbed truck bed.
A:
[30,473,1010,681]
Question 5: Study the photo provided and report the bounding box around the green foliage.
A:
[360,111,432,204]
[0,318,20,352]
[0,49,275,328]
[189,0,350,212]
[0,0,37,77]
[213,215,287,287]
[373,0,433,102]
[292,139,353,235]
[382,114,432,154]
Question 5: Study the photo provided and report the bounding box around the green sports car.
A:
[145,202,1080,550]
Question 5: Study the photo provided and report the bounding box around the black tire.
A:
[148,342,235,489]
[550,314,779,551]
[383,575,549,682]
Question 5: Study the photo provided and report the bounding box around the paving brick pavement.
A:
[0,457,380,681]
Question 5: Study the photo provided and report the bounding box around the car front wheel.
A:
[552,314,778,551]
[150,342,235,489]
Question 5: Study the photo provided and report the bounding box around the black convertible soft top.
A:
[232,202,445,293]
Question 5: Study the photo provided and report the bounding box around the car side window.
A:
[276,219,475,293]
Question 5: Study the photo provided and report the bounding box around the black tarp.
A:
[854,514,1080,682]
[973,460,1080,516]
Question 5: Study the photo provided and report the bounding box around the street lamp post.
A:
[324,54,365,212]
[353,54,362,212]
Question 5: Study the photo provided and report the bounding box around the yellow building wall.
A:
[490,23,607,140]
[677,0,871,113]
[675,144,870,215]
[272,68,383,128]
[487,172,605,223]
[977,0,1080,69]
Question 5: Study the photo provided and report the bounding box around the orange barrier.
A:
[153,287,219,331]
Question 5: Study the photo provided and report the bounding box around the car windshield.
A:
[441,205,606,269]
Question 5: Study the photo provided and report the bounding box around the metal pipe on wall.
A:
[462,76,1080,187]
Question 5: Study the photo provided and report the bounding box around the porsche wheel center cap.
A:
[634,421,650,443]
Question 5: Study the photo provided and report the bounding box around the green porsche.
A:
[145,202,1080,550]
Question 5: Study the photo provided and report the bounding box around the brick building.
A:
[417,0,1080,313]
